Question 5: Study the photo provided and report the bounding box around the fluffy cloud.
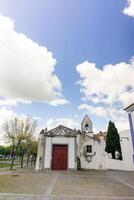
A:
[0,107,17,145]
[123,0,134,17]
[0,14,68,106]
[76,58,134,131]
[45,116,99,133]
[0,107,17,126]
[45,117,79,130]
[76,59,134,107]
[0,98,31,106]
[49,99,70,106]
[78,104,129,131]
[78,104,127,123]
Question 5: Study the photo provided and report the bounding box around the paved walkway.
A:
[0,170,133,199]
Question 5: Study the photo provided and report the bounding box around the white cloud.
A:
[45,117,79,130]
[78,104,126,121]
[0,98,31,106]
[33,116,41,121]
[76,58,134,131]
[123,0,134,17]
[0,107,17,126]
[0,107,17,145]
[0,14,68,106]
[49,99,69,106]
[79,104,129,132]
[76,59,134,107]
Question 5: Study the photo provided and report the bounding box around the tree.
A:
[25,138,38,167]
[19,141,27,168]
[18,137,38,168]
[0,146,6,157]
[3,117,37,170]
[105,121,122,159]
[0,145,13,159]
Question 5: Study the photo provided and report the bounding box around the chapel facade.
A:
[36,111,134,171]
[36,125,77,171]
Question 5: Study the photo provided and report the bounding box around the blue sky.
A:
[0,0,134,140]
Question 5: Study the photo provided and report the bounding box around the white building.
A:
[36,125,77,171]
[36,105,134,171]
[77,115,106,170]
[124,103,134,164]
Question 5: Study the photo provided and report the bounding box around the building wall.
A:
[104,130,134,171]
[129,111,134,162]
[131,110,134,126]
[44,137,76,170]
[120,130,134,169]
[78,135,106,170]
[79,130,134,171]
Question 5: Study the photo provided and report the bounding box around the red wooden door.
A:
[52,145,68,170]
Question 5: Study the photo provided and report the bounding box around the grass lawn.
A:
[0,159,6,161]
[0,163,12,168]
[0,162,19,168]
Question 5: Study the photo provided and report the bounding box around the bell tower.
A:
[81,115,93,135]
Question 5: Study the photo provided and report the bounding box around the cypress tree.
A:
[105,121,122,159]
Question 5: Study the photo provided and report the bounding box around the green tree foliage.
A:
[0,145,12,158]
[0,146,6,156]
[105,121,122,160]
[18,137,38,168]
[26,138,38,167]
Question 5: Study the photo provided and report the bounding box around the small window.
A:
[86,145,92,153]
[85,123,89,128]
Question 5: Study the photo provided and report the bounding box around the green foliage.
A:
[0,146,5,155]
[105,121,122,159]
[18,136,38,168]
[25,137,38,157]
[0,146,12,157]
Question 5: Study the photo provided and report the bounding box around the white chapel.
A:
[36,105,134,171]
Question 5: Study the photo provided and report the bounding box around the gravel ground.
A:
[0,169,133,200]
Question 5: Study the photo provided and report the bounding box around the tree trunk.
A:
[10,141,20,170]
[11,141,15,156]
[34,156,36,165]
[21,153,24,168]
[10,153,15,170]
[10,142,15,161]
[27,155,30,167]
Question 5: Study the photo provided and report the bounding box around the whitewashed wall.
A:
[106,130,134,171]
[79,130,134,171]
[79,136,106,170]
[131,111,134,127]
[44,137,76,170]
